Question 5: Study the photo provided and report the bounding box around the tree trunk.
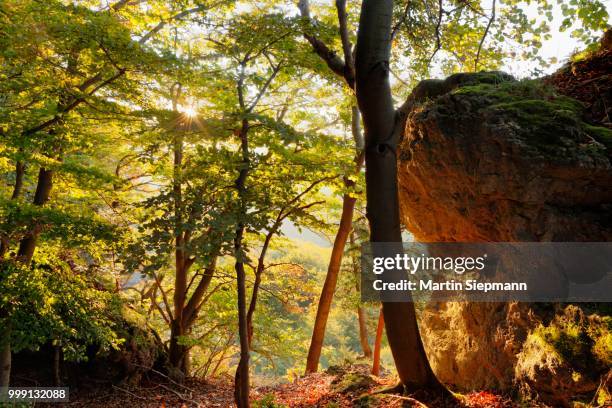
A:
[246,269,262,347]
[357,306,372,358]
[234,117,250,408]
[0,161,26,258]
[305,192,356,373]
[181,347,190,377]
[183,262,216,329]
[355,0,447,395]
[305,104,364,374]
[350,231,371,358]
[11,161,25,200]
[1,166,52,388]
[53,345,61,386]
[246,231,273,348]
[17,167,53,263]
[372,308,384,376]
[169,116,189,375]
[0,333,10,389]
[234,255,250,407]
[300,0,366,371]
[167,100,201,377]
[168,319,187,372]
[0,240,8,259]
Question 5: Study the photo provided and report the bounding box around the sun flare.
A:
[182,106,197,118]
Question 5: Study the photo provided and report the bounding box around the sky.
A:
[504,0,612,77]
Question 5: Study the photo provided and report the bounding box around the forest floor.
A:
[58,364,540,408]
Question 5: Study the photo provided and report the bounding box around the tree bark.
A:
[166,92,208,378]
[305,192,356,373]
[372,308,384,376]
[0,334,10,389]
[305,105,364,373]
[169,92,184,370]
[11,161,25,200]
[168,106,190,374]
[233,117,250,408]
[350,231,371,358]
[168,319,188,373]
[300,0,372,374]
[0,161,26,258]
[181,347,191,376]
[53,345,62,386]
[357,306,372,358]
[183,262,216,329]
[246,230,273,347]
[17,167,53,263]
[355,0,447,395]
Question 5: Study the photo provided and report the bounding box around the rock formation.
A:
[397,38,611,406]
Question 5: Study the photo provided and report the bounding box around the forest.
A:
[0,0,611,406]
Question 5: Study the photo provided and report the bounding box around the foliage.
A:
[0,255,122,361]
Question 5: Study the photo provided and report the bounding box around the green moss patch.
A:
[330,372,376,394]
[449,79,611,153]
[584,125,612,149]
[532,323,593,368]
[530,307,612,369]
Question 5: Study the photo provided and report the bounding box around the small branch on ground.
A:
[111,385,150,401]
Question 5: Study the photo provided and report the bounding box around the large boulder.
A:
[397,52,612,404]
[398,72,612,243]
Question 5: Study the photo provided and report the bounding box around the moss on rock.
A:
[330,372,376,394]
[449,79,610,154]
[527,306,612,369]
[514,306,611,406]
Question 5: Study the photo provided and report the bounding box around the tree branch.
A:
[298,0,350,86]
[335,0,355,85]
[183,260,217,327]
[391,1,411,41]
[427,0,444,66]
[247,60,283,112]
[153,273,174,322]
[475,0,496,71]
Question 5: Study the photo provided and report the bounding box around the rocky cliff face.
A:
[397,42,611,406]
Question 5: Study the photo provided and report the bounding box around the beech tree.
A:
[297,0,609,388]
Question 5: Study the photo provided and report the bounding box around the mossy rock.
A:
[529,306,612,368]
[77,308,168,386]
[516,305,611,405]
[405,76,612,164]
[330,372,376,394]
[585,125,612,149]
[325,365,346,376]
[447,79,611,156]
[407,71,514,104]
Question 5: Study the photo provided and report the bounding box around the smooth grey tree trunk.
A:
[355,0,448,395]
